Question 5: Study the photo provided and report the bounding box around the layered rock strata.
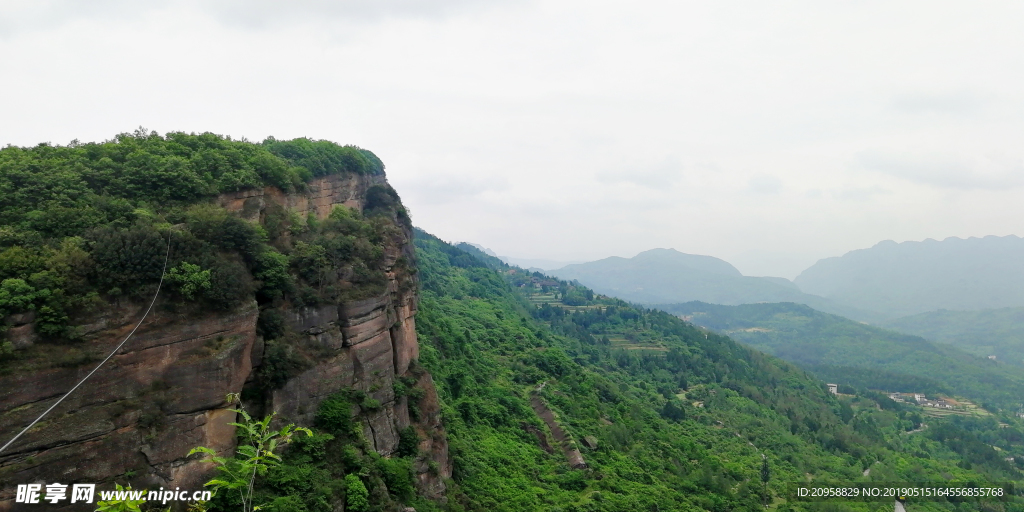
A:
[0,174,450,508]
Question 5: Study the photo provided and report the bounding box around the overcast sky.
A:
[3,1,1023,278]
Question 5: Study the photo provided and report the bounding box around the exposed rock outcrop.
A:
[0,301,260,502]
[529,394,587,470]
[0,173,450,508]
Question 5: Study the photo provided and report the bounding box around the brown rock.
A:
[4,311,35,326]
[6,323,36,349]
[0,172,452,508]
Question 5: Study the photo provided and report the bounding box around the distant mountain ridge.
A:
[548,248,880,321]
[795,234,1024,318]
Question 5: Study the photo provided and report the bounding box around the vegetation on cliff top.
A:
[0,130,399,363]
[1,128,382,233]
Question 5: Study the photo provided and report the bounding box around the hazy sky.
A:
[3,1,1023,278]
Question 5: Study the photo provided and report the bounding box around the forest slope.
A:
[658,302,1024,411]
[882,307,1024,366]
[415,231,1022,511]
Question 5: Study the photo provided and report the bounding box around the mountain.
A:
[548,248,880,321]
[657,301,1024,410]
[0,132,449,510]
[501,256,584,270]
[422,232,1024,510]
[883,307,1024,365]
[795,235,1024,319]
[3,131,1023,510]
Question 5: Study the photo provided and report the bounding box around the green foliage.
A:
[257,308,287,341]
[87,225,168,293]
[0,278,42,313]
[662,301,1024,410]
[184,204,264,263]
[262,137,383,178]
[167,262,211,300]
[343,474,369,512]
[256,340,309,392]
[396,425,420,458]
[882,306,1024,365]
[190,394,311,512]
[0,131,391,339]
[660,399,686,422]
[376,456,415,501]
[93,483,145,512]
[255,250,292,301]
[315,392,357,439]
[363,185,401,218]
[412,228,1024,511]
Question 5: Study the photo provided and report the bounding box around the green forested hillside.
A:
[882,307,1024,366]
[657,302,1024,412]
[413,230,1022,511]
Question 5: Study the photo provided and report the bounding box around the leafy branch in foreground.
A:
[93,483,146,512]
[189,394,311,512]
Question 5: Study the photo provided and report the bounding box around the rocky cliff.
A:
[0,173,450,508]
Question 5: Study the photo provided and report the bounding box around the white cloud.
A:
[595,156,684,189]
[890,90,987,116]
[748,174,783,194]
[3,0,1024,276]
[858,151,1024,190]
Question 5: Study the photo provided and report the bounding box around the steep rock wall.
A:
[0,174,450,508]
[0,302,260,505]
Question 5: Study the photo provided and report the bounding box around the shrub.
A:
[343,474,369,512]
[87,226,167,293]
[316,392,356,438]
[201,257,254,309]
[377,457,415,500]
[166,262,211,300]
[254,250,292,301]
[0,341,14,361]
[396,426,419,458]
[257,308,287,341]
[185,205,263,263]
[256,340,308,391]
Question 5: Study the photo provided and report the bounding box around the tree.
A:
[189,394,311,512]
[344,474,369,512]
[167,262,211,300]
[760,454,771,509]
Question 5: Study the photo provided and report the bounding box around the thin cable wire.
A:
[0,235,172,455]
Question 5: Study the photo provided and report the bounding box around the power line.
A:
[0,235,171,455]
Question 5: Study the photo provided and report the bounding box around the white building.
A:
[827,383,838,395]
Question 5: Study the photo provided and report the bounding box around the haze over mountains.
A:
[540,234,1024,323]
[795,235,1024,318]
[545,248,879,321]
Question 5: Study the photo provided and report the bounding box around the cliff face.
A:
[0,174,450,508]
